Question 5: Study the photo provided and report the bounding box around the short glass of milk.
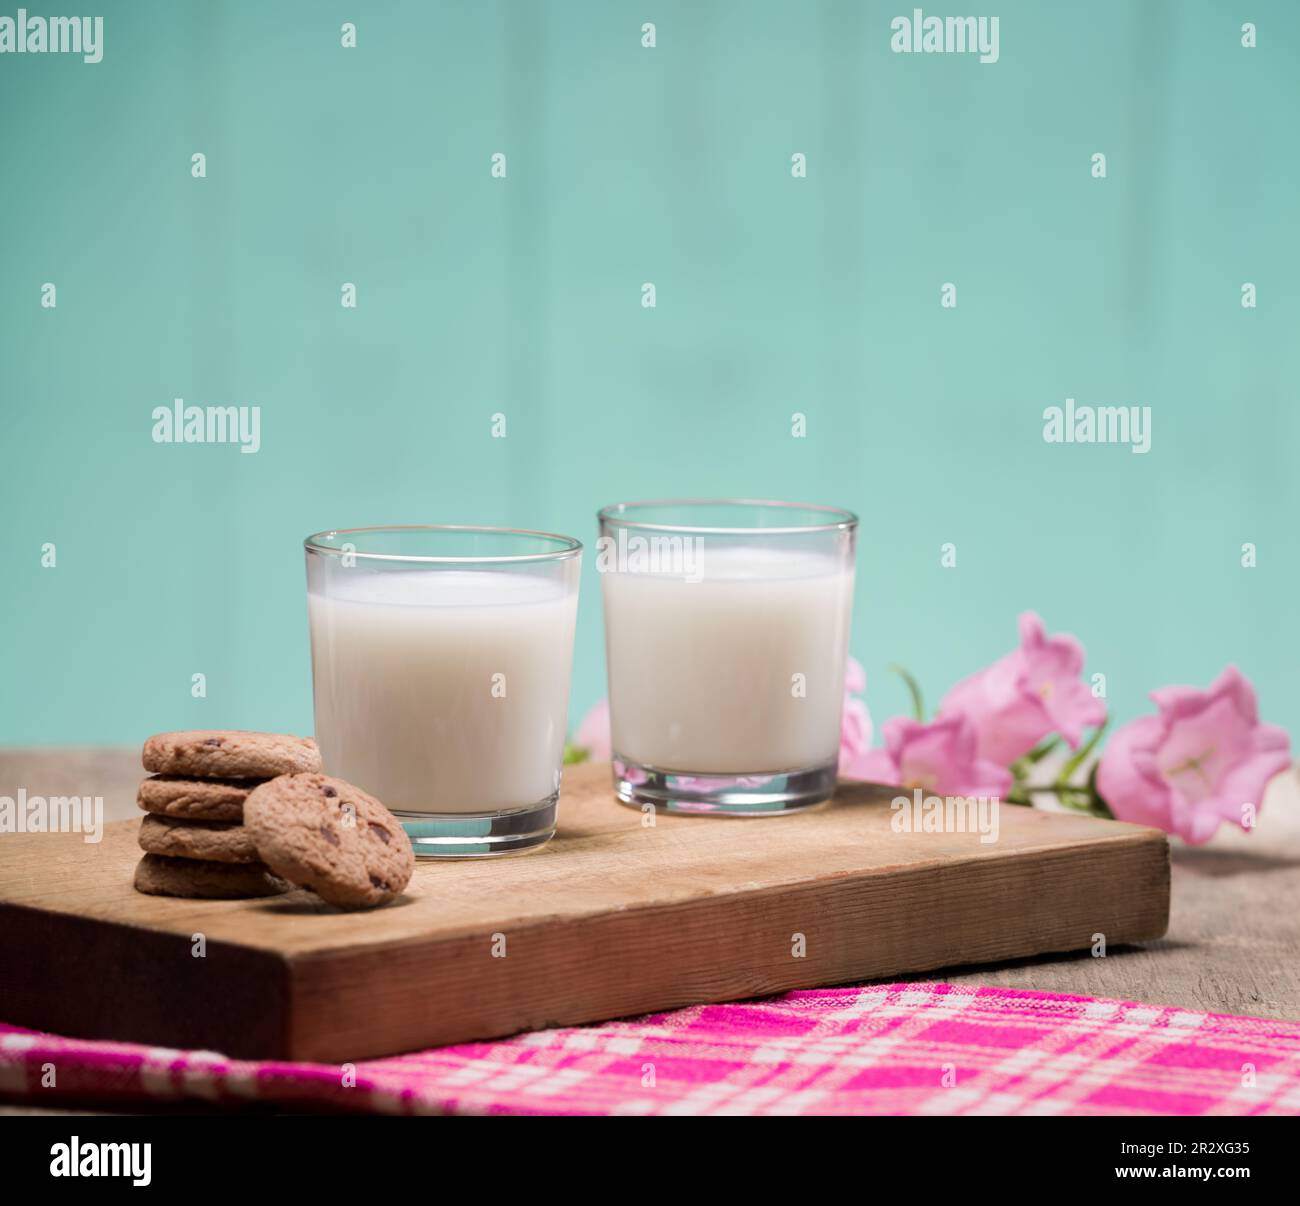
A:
[597,500,857,816]
[305,525,582,856]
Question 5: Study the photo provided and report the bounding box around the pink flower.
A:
[855,714,1012,797]
[613,758,650,787]
[838,657,875,777]
[838,697,875,777]
[573,697,612,762]
[940,612,1106,765]
[1096,666,1291,845]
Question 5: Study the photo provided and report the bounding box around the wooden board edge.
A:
[281,827,1173,1061]
[0,902,295,1059]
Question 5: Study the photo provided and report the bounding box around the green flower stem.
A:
[1008,770,1113,818]
[1055,719,1108,790]
[1010,736,1062,781]
[1024,736,1062,764]
[1006,729,1114,819]
[563,742,588,766]
[887,664,926,722]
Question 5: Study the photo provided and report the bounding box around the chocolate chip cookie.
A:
[244,773,414,908]
[142,731,321,779]
[137,775,259,822]
[133,853,293,899]
[138,813,260,864]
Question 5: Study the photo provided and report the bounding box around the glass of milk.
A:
[305,525,582,856]
[597,500,857,816]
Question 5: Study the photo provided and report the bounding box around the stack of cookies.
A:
[135,730,322,900]
[134,729,416,909]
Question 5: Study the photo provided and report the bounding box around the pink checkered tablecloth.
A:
[3,983,1299,1115]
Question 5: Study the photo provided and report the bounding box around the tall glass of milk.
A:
[305,526,582,856]
[597,500,857,816]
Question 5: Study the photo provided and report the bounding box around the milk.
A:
[308,569,579,815]
[601,547,855,775]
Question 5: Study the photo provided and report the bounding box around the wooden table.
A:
[2,747,1298,1095]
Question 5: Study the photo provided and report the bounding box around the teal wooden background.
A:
[1,0,1296,745]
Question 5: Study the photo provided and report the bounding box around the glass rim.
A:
[597,498,859,536]
[303,524,583,565]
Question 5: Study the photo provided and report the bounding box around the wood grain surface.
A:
[0,752,1173,1062]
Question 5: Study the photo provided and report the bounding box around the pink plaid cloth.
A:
[3,983,1298,1115]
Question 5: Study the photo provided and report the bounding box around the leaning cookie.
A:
[138,814,261,864]
[138,775,259,822]
[244,773,414,908]
[133,853,293,899]
[142,731,321,780]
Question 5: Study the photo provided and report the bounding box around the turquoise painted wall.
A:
[2,0,1296,746]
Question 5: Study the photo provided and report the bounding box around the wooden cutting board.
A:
[0,762,1169,1062]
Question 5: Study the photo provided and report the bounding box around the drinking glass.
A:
[597,499,857,815]
[305,525,582,856]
